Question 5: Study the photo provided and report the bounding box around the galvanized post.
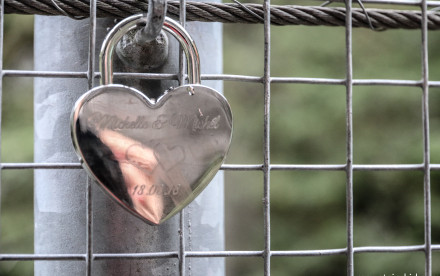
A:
[34,3,224,275]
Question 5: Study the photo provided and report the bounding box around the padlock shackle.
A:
[100,15,201,85]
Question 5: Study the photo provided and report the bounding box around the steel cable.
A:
[5,0,440,30]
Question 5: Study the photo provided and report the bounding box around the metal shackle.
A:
[100,15,201,86]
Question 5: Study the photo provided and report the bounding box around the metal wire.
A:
[313,0,440,6]
[421,0,432,274]
[5,162,440,171]
[345,0,354,274]
[0,0,4,260]
[86,1,97,275]
[2,243,440,260]
[178,1,187,275]
[263,1,271,275]
[6,70,440,87]
[0,0,439,275]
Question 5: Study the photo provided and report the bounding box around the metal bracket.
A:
[136,0,168,43]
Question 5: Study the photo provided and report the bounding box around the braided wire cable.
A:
[5,0,440,30]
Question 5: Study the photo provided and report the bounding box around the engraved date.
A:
[132,183,181,196]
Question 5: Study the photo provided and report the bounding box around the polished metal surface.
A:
[71,84,232,225]
[72,14,231,225]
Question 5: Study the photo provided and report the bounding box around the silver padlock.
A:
[71,15,232,225]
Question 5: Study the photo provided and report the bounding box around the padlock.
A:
[71,15,233,225]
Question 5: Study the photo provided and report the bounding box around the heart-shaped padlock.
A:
[71,15,232,225]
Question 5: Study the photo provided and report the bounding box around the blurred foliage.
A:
[223,1,440,276]
[1,14,34,276]
[1,1,440,275]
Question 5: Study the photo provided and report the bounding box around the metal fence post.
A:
[33,4,223,275]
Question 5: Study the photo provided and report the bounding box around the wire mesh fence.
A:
[1,0,440,275]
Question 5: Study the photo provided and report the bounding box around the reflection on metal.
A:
[72,15,231,225]
[71,84,232,224]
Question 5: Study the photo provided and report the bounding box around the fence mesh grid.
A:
[0,0,440,275]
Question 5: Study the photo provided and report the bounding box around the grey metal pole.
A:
[34,4,223,276]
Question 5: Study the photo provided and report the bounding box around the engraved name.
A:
[88,111,221,131]
[88,112,149,130]
[152,113,221,131]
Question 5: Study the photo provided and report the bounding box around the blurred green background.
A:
[1,0,440,275]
